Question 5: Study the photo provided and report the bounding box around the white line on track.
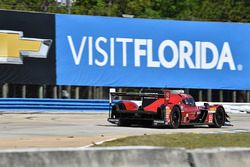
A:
[201,129,250,134]
[80,138,118,148]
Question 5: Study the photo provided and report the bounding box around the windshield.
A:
[183,98,196,106]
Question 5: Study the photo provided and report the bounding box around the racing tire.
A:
[111,106,116,118]
[111,103,125,118]
[169,106,181,129]
[209,107,225,128]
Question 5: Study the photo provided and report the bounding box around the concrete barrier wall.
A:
[189,148,250,167]
[0,147,189,167]
[0,147,249,167]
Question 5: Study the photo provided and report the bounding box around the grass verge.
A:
[96,133,250,149]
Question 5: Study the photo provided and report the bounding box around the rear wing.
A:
[110,92,164,98]
[108,89,183,105]
[109,89,163,101]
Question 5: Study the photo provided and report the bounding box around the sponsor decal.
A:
[57,14,249,89]
[0,30,52,64]
[208,114,213,123]
[165,112,170,124]
[67,36,242,71]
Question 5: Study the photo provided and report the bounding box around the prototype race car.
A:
[108,89,230,128]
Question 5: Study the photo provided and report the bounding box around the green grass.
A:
[96,133,250,149]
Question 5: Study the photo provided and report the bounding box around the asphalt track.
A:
[0,113,249,149]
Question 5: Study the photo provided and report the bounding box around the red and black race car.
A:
[108,89,230,128]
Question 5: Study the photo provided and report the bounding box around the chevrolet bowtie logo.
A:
[0,30,52,64]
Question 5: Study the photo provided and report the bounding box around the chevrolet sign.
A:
[0,30,52,64]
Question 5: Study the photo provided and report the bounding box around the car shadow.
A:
[96,124,212,129]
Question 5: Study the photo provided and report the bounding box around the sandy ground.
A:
[0,112,249,149]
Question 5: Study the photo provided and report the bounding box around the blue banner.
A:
[56,14,250,90]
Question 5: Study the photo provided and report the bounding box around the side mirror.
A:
[204,103,209,108]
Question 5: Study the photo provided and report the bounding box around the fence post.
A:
[207,89,212,102]
[53,86,57,99]
[2,83,8,98]
[22,85,26,98]
[219,90,223,102]
[232,91,237,102]
[75,87,79,99]
[39,85,44,98]
[198,90,203,101]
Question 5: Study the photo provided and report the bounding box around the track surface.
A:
[0,113,249,149]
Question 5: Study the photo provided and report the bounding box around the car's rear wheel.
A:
[209,107,225,128]
[111,103,125,118]
[169,106,181,129]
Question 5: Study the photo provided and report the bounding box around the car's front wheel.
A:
[209,107,225,128]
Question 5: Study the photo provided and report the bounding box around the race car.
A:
[108,89,230,128]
